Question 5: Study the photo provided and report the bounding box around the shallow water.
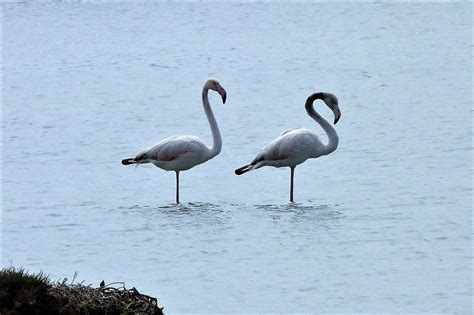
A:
[2,2,472,313]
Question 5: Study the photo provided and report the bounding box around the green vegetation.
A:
[0,267,163,315]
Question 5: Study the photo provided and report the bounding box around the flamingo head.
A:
[206,78,227,104]
[323,93,341,124]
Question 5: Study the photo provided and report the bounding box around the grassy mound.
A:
[0,267,163,315]
[0,267,54,314]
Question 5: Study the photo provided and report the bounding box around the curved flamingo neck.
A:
[305,93,339,155]
[202,86,222,158]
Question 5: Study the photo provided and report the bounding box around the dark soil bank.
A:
[0,267,164,315]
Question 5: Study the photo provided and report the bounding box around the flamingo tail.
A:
[121,152,147,166]
[235,164,253,175]
[121,158,136,165]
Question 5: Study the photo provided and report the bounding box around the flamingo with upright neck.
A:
[122,78,227,203]
[235,92,341,202]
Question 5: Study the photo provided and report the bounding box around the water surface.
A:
[2,3,472,313]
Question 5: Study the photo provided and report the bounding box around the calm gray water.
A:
[2,2,472,313]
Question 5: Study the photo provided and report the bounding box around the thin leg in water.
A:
[176,171,180,204]
[290,167,295,202]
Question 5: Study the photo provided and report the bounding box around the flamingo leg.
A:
[176,171,180,204]
[290,167,295,202]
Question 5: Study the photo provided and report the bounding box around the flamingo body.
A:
[249,128,326,169]
[128,135,214,171]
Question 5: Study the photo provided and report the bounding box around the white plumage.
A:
[134,136,212,171]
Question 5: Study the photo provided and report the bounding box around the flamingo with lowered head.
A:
[235,92,341,202]
[122,78,227,203]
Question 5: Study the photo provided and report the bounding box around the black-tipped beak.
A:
[217,86,227,104]
[222,92,227,104]
[333,105,341,124]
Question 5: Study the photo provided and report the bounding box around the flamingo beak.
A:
[333,105,341,124]
[217,85,227,104]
